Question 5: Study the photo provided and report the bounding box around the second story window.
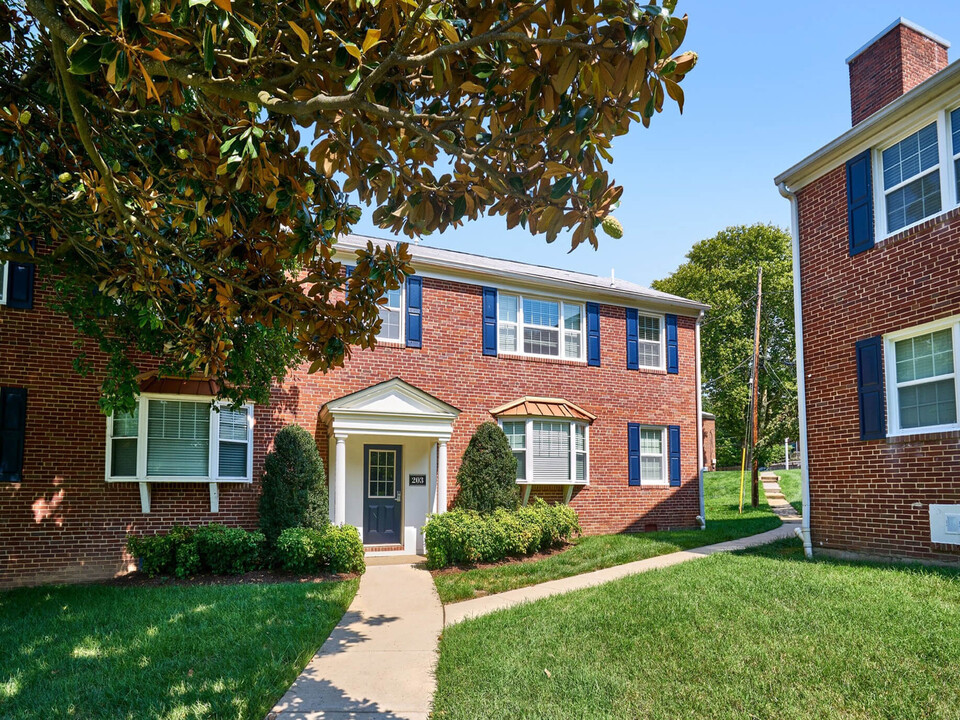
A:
[881,121,942,234]
[379,286,403,342]
[497,292,583,360]
[952,107,960,203]
[637,314,664,368]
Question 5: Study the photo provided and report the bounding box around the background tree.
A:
[652,224,797,467]
[1,0,696,412]
[454,422,520,513]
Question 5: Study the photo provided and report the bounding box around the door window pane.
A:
[368,450,396,498]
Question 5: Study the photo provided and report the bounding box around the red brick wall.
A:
[849,23,948,126]
[796,166,960,563]
[0,272,701,587]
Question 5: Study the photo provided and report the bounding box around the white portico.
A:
[319,378,460,554]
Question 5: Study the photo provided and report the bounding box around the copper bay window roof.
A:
[489,396,596,422]
[137,371,220,397]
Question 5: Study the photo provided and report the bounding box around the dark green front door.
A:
[363,445,402,545]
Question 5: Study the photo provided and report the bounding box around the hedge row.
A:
[126,523,364,578]
[423,499,580,569]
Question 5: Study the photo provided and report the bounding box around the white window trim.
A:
[874,109,960,240]
[498,417,589,485]
[635,312,666,370]
[105,393,255,483]
[639,425,669,486]
[0,260,7,306]
[883,315,960,437]
[497,292,585,362]
[378,284,405,345]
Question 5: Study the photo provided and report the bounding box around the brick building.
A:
[0,234,707,587]
[776,18,960,564]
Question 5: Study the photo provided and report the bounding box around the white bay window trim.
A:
[105,393,255,484]
[498,417,589,485]
[874,108,960,240]
[883,315,960,437]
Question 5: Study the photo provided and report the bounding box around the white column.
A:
[437,440,448,513]
[334,435,347,526]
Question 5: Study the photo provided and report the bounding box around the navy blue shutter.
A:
[482,287,497,356]
[405,276,423,348]
[666,314,679,374]
[846,150,875,256]
[6,261,34,309]
[586,302,601,366]
[668,425,681,486]
[627,423,641,486]
[0,387,27,482]
[625,308,639,370]
[856,336,886,440]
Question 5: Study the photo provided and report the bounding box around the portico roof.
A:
[320,377,460,438]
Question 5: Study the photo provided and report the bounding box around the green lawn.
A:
[434,539,960,719]
[774,468,802,513]
[0,578,358,720]
[433,471,782,603]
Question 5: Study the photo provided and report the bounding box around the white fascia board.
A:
[775,61,960,191]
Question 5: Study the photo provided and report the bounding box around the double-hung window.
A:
[637,314,664,368]
[379,286,403,342]
[881,122,942,234]
[885,317,960,435]
[875,107,960,237]
[502,421,526,481]
[640,426,667,484]
[106,396,254,481]
[497,292,584,360]
[500,418,589,484]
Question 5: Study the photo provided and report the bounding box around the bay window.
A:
[106,396,254,481]
[496,292,584,360]
[885,317,960,435]
[500,418,589,484]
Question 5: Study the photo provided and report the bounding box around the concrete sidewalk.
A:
[269,561,442,720]
[444,520,799,626]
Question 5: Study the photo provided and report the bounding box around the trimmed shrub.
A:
[275,525,365,575]
[424,499,580,569]
[125,524,264,577]
[259,424,329,546]
[453,422,521,513]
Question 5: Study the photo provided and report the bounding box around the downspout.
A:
[695,310,707,529]
[778,181,813,559]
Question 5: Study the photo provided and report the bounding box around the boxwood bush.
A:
[274,525,365,575]
[126,524,265,578]
[423,499,580,569]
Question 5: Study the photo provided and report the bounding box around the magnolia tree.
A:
[1,0,696,411]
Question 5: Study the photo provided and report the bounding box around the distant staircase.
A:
[759,472,801,522]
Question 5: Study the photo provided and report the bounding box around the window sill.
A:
[634,366,667,375]
[106,477,253,484]
[516,479,589,486]
[496,352,587,367]
[878,204,960,249]
[885,428,960,444]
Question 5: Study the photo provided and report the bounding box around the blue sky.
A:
[351,2,960,287]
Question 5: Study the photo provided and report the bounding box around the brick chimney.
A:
[847,18,950,126]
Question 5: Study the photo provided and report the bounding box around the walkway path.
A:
[444,520,799,626]
[269,558,441,720]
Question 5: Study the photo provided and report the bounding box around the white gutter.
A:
[695,310,706,528]
[778,182,813,559]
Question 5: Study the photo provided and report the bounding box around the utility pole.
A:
[749,267,763,508]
